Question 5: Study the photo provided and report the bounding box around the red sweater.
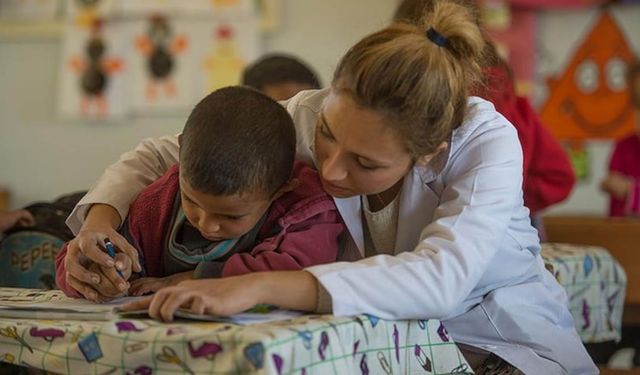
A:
[608,134,640,216]
[56,161,344,297]
[477,66,576,214]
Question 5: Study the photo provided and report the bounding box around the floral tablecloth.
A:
[542,242,627,343]
[0,313,471,374]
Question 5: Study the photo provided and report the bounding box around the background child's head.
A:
[179,86,297,240]
[241,53,322,101]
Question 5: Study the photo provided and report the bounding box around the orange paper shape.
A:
[540,11,637,141]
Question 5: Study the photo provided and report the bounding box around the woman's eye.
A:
[319,127,332,139]
[357,161,380,170]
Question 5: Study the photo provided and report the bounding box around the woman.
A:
[61,1,595,373]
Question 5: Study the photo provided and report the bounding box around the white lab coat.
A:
[68,89,597,374]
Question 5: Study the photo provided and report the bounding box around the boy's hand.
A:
[0,209,35,233]
[129,271,194,297]
[122,275,263,322]
[64,228,139,302]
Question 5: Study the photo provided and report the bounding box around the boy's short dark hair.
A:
[180,86,296,197]
[241,54,321,91]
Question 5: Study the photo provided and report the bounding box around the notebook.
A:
[0,287,300,324]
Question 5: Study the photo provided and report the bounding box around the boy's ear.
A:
[272,178,300,200]
[178,133,183,147]
[415,142,448,167]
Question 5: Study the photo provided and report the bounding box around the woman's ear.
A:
[272,179,300,200]
[178,133,183,147]
[415,142,448,167]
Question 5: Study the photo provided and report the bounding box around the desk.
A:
[0,314,471,374]
[542,243,626,344]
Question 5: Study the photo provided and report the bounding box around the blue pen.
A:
[104,237,125,279]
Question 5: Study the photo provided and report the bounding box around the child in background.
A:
[601,62,640,217]
[241,53,321,101]
[55,86,343,301]
[477,46,576,216]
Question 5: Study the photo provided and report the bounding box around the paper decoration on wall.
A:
[212,0,240,8]
[58,0,260,119]
[540,11,637,142]
[483,7,536,96]
[567,144,590,182]
[130,16,191,112]
[0,0,60,21]
[66,0,115,26]
[480,0,511,30]
[202,25,246,91]
[176,0,254,17]
[118,0,173,17]
[254,0,280,31]
[192,20,259,95]
[59,20,126,119]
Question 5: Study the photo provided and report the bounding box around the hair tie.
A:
[426,27,447,47]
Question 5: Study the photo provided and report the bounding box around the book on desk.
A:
[0,287,300,324]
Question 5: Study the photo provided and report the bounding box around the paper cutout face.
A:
[540,12,637,140]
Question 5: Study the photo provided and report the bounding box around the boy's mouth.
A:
[202,233,225,241]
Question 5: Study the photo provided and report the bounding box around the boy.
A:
[241,54,321,101]
[55,86,343,300]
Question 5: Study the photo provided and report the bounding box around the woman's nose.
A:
[321,150,348,182]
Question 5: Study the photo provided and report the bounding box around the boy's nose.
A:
[199,217,221,234]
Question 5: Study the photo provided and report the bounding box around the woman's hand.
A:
[0,209,35,232]
[63,204,141,302]
[121,271,320,322]
[129,271,194,296]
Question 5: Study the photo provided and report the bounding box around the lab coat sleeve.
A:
[305,123,524,320]
[65,135,180,234]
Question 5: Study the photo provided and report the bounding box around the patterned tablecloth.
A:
[0,314,471,374]
[541,243,627,344]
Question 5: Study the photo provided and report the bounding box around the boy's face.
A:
[179,175,273,241]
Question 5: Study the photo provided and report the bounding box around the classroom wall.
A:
[0,1,639,215]
[536,6,640,215]
[0,0,396,209]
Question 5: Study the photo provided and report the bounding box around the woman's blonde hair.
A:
[332,0,486,157]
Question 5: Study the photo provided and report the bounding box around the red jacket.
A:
[608,134,640,216]
[56,161,343,297]
[477,66,576,214]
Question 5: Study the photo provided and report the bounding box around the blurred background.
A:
[0,0,638,215]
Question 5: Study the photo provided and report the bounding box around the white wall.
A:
[0,0,397,209]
